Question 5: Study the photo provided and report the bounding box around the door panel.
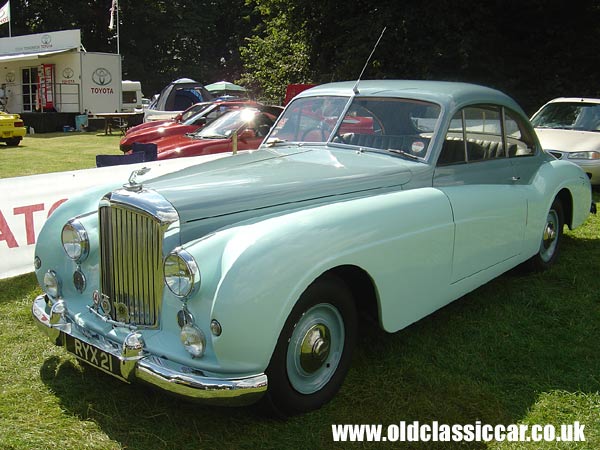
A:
[434,159,527,282]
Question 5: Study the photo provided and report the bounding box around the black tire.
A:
[523,198,564,272]
[261,275,357,416]
[5,137,21,146]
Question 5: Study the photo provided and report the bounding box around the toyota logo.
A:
[92,68,112,86]
[41,34,52,45]
[5,72,15,83]
[63,68,74,79]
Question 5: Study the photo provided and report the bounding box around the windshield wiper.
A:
[265,137,287,147]
[198,134,225,139]
[388,149,421,161]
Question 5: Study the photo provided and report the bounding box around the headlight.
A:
[61,220,89,262]
[180,323,206,358]
[568,151,600,160]
[164,249,200,298]
[43,270,61,299]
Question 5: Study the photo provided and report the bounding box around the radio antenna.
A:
[353,26,387,94]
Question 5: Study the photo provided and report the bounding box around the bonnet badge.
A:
[124,167,151,192]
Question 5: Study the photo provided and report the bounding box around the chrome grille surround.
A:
[99,188,179,328]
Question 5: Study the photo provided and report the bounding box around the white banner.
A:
[0,1,9,26]
[0,153,229,279]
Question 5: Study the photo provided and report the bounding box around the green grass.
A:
[0,197,599,449]
[0,133,122,178]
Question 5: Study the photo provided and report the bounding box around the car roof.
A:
[544,97,600,105]
[295,80,525,115]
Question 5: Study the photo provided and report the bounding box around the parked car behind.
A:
[120,100,261,152]
[123,102,212,137]
[152,106,281,160]
[144,78,214,122]
[531,97,600,184]
[32,81,593,417]
[0,112,26,146]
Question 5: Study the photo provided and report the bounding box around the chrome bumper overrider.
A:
[32,294,267,406]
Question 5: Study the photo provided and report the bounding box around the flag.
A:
[0,1,10,26]
[108,0,117,30]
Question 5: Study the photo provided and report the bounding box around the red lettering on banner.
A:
[0,200,69,249]
[14,204,44,245]
[0,209,18,248]
[48,199,68,217]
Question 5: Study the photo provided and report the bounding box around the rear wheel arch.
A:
[555,188,573,229]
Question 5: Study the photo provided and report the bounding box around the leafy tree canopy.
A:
[1,0,599,111]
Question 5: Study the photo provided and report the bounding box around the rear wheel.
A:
[523,198,564,271]
[262,275,357,416]
[5,137,21,146]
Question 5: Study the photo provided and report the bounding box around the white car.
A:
[531,97,600,185]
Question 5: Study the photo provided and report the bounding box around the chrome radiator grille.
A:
[99,204,165,327]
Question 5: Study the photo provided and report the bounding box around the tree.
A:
[239,15,311,103]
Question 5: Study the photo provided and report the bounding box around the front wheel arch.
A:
[260,274,357,416]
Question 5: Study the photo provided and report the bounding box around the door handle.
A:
[511,176,521,182]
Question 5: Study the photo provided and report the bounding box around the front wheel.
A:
[262,275,357,416]
[523,198,564,272]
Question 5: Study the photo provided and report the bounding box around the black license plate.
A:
[65,334,124,379]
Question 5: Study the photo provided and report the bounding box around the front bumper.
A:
[32,294,267,406]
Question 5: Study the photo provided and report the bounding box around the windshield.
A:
[266,95,441,159]
[181,102,212,122]
[531,102,600,132]
[193,109,274,139]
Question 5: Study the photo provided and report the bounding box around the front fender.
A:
[34,182,121,288]
[181,187,455,374]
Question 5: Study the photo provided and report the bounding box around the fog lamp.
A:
[61,220,89,262]
[43,270,61,299]
[73,269,86,293]
[164,249,200,299]
[180,324,206,358]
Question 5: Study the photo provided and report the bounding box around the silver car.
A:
[531,97,600,185]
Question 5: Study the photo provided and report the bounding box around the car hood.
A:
[154,134,216,152]
[142,146,414,238]
[535,128,600,153]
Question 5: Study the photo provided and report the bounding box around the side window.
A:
[438,111,466,165]
[439,104,519,166]
[504,110,536,157]
[463,105,504,161]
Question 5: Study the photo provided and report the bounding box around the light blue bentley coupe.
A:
[32,81,594,416]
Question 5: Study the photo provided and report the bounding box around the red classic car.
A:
[120,100,260,151]
[153,107,281,160]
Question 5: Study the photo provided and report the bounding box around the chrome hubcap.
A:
[543,222,556,249]
[540,210,559,262]
[299,324,331,373]
[286,303,344,394]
